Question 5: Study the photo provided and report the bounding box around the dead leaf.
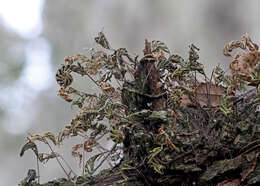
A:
[100,82,115,93]
[38,152,58,163]
[224,33,260,83]
[194,83,226,107]
[20,141,38,157]
[58,87,73,102]
[28,134,47,144]
[44,132,57,145]
[95,32,111,50]
[230,51,260,81]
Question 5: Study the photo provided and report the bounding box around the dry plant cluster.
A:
[19,33,260,185]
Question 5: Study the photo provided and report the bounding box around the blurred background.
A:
[1,0,260,185]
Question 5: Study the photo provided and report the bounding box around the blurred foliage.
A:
[1,61,25,84]
[0,27,26,85]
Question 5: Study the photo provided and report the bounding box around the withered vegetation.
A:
[20,33,260,186]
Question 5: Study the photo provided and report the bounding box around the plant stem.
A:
[46,142,70,180]
[92,143,117,175]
